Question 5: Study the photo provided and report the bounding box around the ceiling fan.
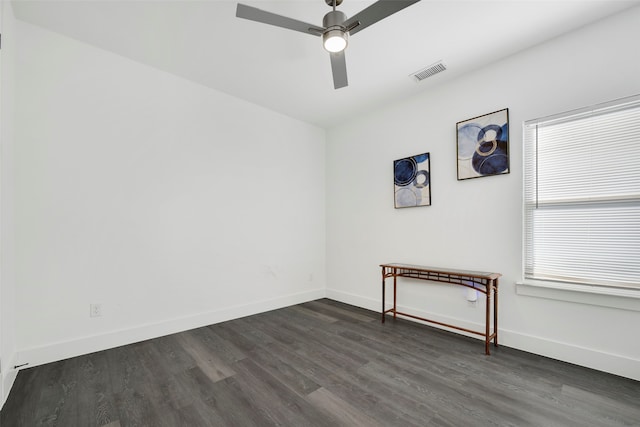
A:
[236,0,421,89]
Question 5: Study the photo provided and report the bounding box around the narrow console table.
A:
[380,263,501,355]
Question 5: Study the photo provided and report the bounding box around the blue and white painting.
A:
[457,109,509,180]
[394,152,431,208]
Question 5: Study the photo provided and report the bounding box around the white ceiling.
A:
[11,0,640,128]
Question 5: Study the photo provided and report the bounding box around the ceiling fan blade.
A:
[344,0,421,36]
[236,3,324,36]
[330,52,348,89]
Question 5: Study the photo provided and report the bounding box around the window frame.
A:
[521,94,640,305]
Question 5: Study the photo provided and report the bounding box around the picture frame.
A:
[394,152,431,208]
[456,108,509,180]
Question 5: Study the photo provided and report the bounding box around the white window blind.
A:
[524,95,640,290]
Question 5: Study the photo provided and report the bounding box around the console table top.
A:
[380,263,502,280]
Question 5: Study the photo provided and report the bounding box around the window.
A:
[523,95,640,290]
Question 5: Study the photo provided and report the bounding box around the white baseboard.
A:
[497,328,640,381]
[326,288,640,382]
[1,352,18,410]
[326,288,381,312]
[15,288,326,373]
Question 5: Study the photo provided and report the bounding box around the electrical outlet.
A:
[466,288,478,302]
[90,304,102,317]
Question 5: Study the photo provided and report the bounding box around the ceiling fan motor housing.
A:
[323,10,347,29]
[322,10,348,52]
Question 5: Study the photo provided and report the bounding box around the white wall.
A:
[3,4,639,414]
[12,20,326,369]
[326,6,640,380]
[1,0,19,408]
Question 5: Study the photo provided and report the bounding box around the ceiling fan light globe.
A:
[323,29,348,53]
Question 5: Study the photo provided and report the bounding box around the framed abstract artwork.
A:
[456,108,509,180]
[394,152,431,208]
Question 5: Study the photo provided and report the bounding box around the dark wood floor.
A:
[2,299,639,426]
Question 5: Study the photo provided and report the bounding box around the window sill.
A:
[516,280,640,312]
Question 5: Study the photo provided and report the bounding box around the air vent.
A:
[410,61,447,82]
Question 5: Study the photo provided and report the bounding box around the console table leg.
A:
[485,289,491,355]
[381,268,386,323]
[393,275,397,319]
[494,279,499,347]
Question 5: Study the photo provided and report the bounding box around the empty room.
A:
[1,0,639,425]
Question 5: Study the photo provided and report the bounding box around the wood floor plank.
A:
[147,334,198,376]
[191,326,247,365]
[202,376,269,427]
[239,313,301,347]
[172,366,221,403]
[246,345,321,396]
[458,375,581,427]
[2,299,639,427]
[7,360,66,425]
[54,353,119,427]
[561,383,640,426]
[282,344,433,425]
[175,332,236,383]
[112,388,161,427]
[105,344,140,395]
[175,402,225,427]
[226,358,331,426]
[289,304,340,323]
[155,375,194,411]
[211,317,274,354]
[303,299,377,323]
[267,306,321,333]
[306,387,385,427]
